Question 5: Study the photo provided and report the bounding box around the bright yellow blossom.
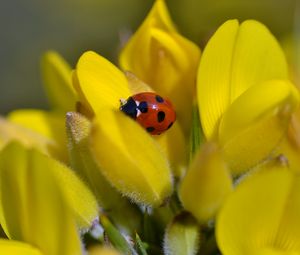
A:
[120,0,201,135]
[179,143,233,223]
[197,19,300,174]
[0,142,83,255]
[75,51,173,206]
[216,165,300,255]
[0,142,98,232]
[119,0,200,178]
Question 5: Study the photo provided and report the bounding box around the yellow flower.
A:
[75,51,173,207]
[0,142,98,233]
[216,164,300,255]
[66,111,142,234]
[118,0,200,178]
[197,19,300,174]
[179,143,233,223]
[0,142,84,255]
[120,0,201,136]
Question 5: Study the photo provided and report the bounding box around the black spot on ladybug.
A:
[167,122,173,130]
[155,95,164,103]
[120,97,137,119]
[157,111,165,123]
[146,127,155,132]
[138,101,148,113]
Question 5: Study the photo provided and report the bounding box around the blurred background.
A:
[0,0,299,114]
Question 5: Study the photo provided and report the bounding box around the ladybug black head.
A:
[120,97,137,119]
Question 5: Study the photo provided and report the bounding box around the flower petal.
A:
[0,239,43,255]
[90,109,173,206]
[0,142,82,255]
[219,80,299,173]
[163,212,201,255]
[154,121,187,178]
[216,167,300,255]
[47,153,99,230]
[120,0,200,133]
[75,51,131,114]
[197,20,289,139]
[0,117,53,155]
[275,110,300,173]
[0,142,98,232]
[179,143,233,223]
[66,112,142,234]
[41,51,77,112]
[8,109,68,162]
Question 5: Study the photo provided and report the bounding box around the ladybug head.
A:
[120,97,137,119]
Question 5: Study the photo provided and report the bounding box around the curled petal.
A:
[120,0,200,133]
[41,51,76,112]
[179,143,233,223]
[197,20,289,139]
[75,51,131,114]
[219,80,299,173]
[90,109,173,207]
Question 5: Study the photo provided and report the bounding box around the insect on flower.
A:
[120,92,176,135]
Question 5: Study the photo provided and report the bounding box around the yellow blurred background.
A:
[0,0,298,113]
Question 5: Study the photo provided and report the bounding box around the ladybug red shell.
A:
[120,92,176,135]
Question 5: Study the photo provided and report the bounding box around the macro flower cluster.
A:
[1,0,300,254]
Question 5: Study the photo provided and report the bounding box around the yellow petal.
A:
[8,109,68,162]
[216,167,300,255]
[75,51,131,114]
[154,121,187,178]
[120,0,200,134]
[125,72,188,179]
[198,20,289,139]
[179,143,233,223]
[0,239,43,255]
[0,142,98,232]
[124,71,154,94]
[163,212,201,255]
[0,142,82,255]
[91,109,173,207]
[275,111,300,173]
[66,112,141,234]
[41,51,77,112]
[46,153,99,229]
[0,117,53,155]
[219,80,299,174]
[120,0,177,73]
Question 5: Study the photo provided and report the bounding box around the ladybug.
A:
[120,92,176,135]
